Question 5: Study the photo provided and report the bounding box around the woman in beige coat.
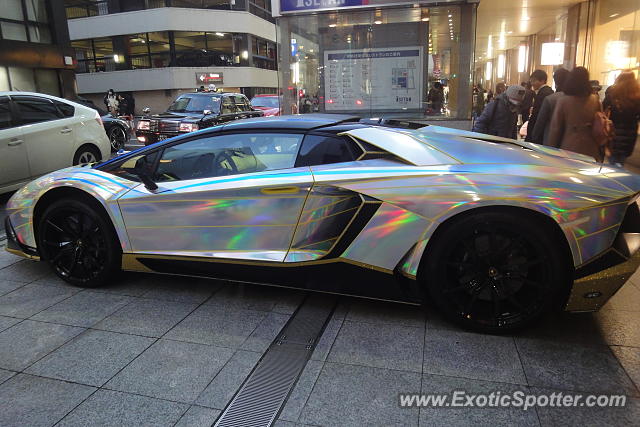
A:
[547,67,603,161]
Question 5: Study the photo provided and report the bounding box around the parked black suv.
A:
[135,92,263,145]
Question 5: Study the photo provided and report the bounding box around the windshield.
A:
[168,95,221,113]
[251,96,281,108]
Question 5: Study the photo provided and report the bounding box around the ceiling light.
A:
[329,24,337,28]
[374,20,382,24]
[421,17,429,22]
[215,32,225,37]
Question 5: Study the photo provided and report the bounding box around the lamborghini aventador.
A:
[6,115,640,332]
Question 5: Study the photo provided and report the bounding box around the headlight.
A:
[137,120,150,130]
[179,123,199,132]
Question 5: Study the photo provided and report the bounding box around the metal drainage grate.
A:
[214,293,337,427]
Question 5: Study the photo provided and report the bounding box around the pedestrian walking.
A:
[472,84,486,120]
[428,82,445,114]
[603,71,640,167]
[547,67,604,161]
[103,89,119,116]
[525,70,554,143]
[530,67,570,145]
[472,85,526,139]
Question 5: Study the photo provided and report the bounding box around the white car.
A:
[0,91,110,194]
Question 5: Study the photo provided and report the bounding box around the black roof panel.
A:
[221,114,361,131]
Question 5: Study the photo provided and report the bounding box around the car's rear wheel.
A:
[37,198,121,288]
[108,125,127,152]
[73,145,101,165]
[423,211,570,333]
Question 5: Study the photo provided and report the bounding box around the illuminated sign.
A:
[196,72,223,85]
[540,42,564,66]
[280,0,367,13]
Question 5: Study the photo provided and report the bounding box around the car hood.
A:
[147,112,205,121]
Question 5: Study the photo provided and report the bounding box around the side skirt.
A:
[122,253,421,304]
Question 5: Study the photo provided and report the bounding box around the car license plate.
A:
[157,134,169,141]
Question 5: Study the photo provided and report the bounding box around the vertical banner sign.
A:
[324,47,423,111]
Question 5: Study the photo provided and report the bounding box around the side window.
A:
[233,95,250,112]
[220,97,235,115]
[0,97,13,130]
[295,135,363,167]
[154,133,303,182]
[54,101,75,117]
[13,96,61,125]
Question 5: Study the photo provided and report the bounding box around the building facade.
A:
[0,0,76,98]
[65,0,279,113]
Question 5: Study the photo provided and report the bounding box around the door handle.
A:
[8,139,23,146]
[60,127,72,134]
[261,186,300,195]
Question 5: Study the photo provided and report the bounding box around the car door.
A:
[116,131,312,262]
[0,96,30,188]
[12,95,71,176]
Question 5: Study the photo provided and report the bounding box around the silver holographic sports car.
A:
[5,115,640,332]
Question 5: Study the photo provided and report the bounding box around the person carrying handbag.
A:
[547,67,605,162]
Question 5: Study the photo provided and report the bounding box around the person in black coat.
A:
[472,85,526,139]
[603,71,640,167]
[519,81,534,123]
[525,70,554,143]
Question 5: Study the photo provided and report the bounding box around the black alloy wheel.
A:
[108,125,127,152]
[38,198,120,287]
[424,211,569,333]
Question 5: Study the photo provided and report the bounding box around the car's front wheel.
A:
[423,211,570,333]
[108,125,127,152]
[37,198,121,287]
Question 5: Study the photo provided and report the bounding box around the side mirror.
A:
[203,109,212,116]
[122,155,158,191]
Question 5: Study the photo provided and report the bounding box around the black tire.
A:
[73,145,101,165]
[423,211,570,334]
[108,125,127,152]
[37,198,121,288]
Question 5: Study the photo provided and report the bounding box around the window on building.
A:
[64,0,109,19]
[72,39,95,73]
[173,31,234,67]
[148,31,171,68]
[8,67,36,92]
[1,22,28,41]
[1,0,52,43]
[35,69,60,96]
[26,0,48,22]
[92,37,115,71]
[0,68,10,91]
[28,25,51,43]
[252,37,277,70]
[0,0,25,21]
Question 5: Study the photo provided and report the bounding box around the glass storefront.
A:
[474,0,639,101]
[276,3,474,119]
[588,0,639,90]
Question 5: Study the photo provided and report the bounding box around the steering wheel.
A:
[214,151,238,176]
